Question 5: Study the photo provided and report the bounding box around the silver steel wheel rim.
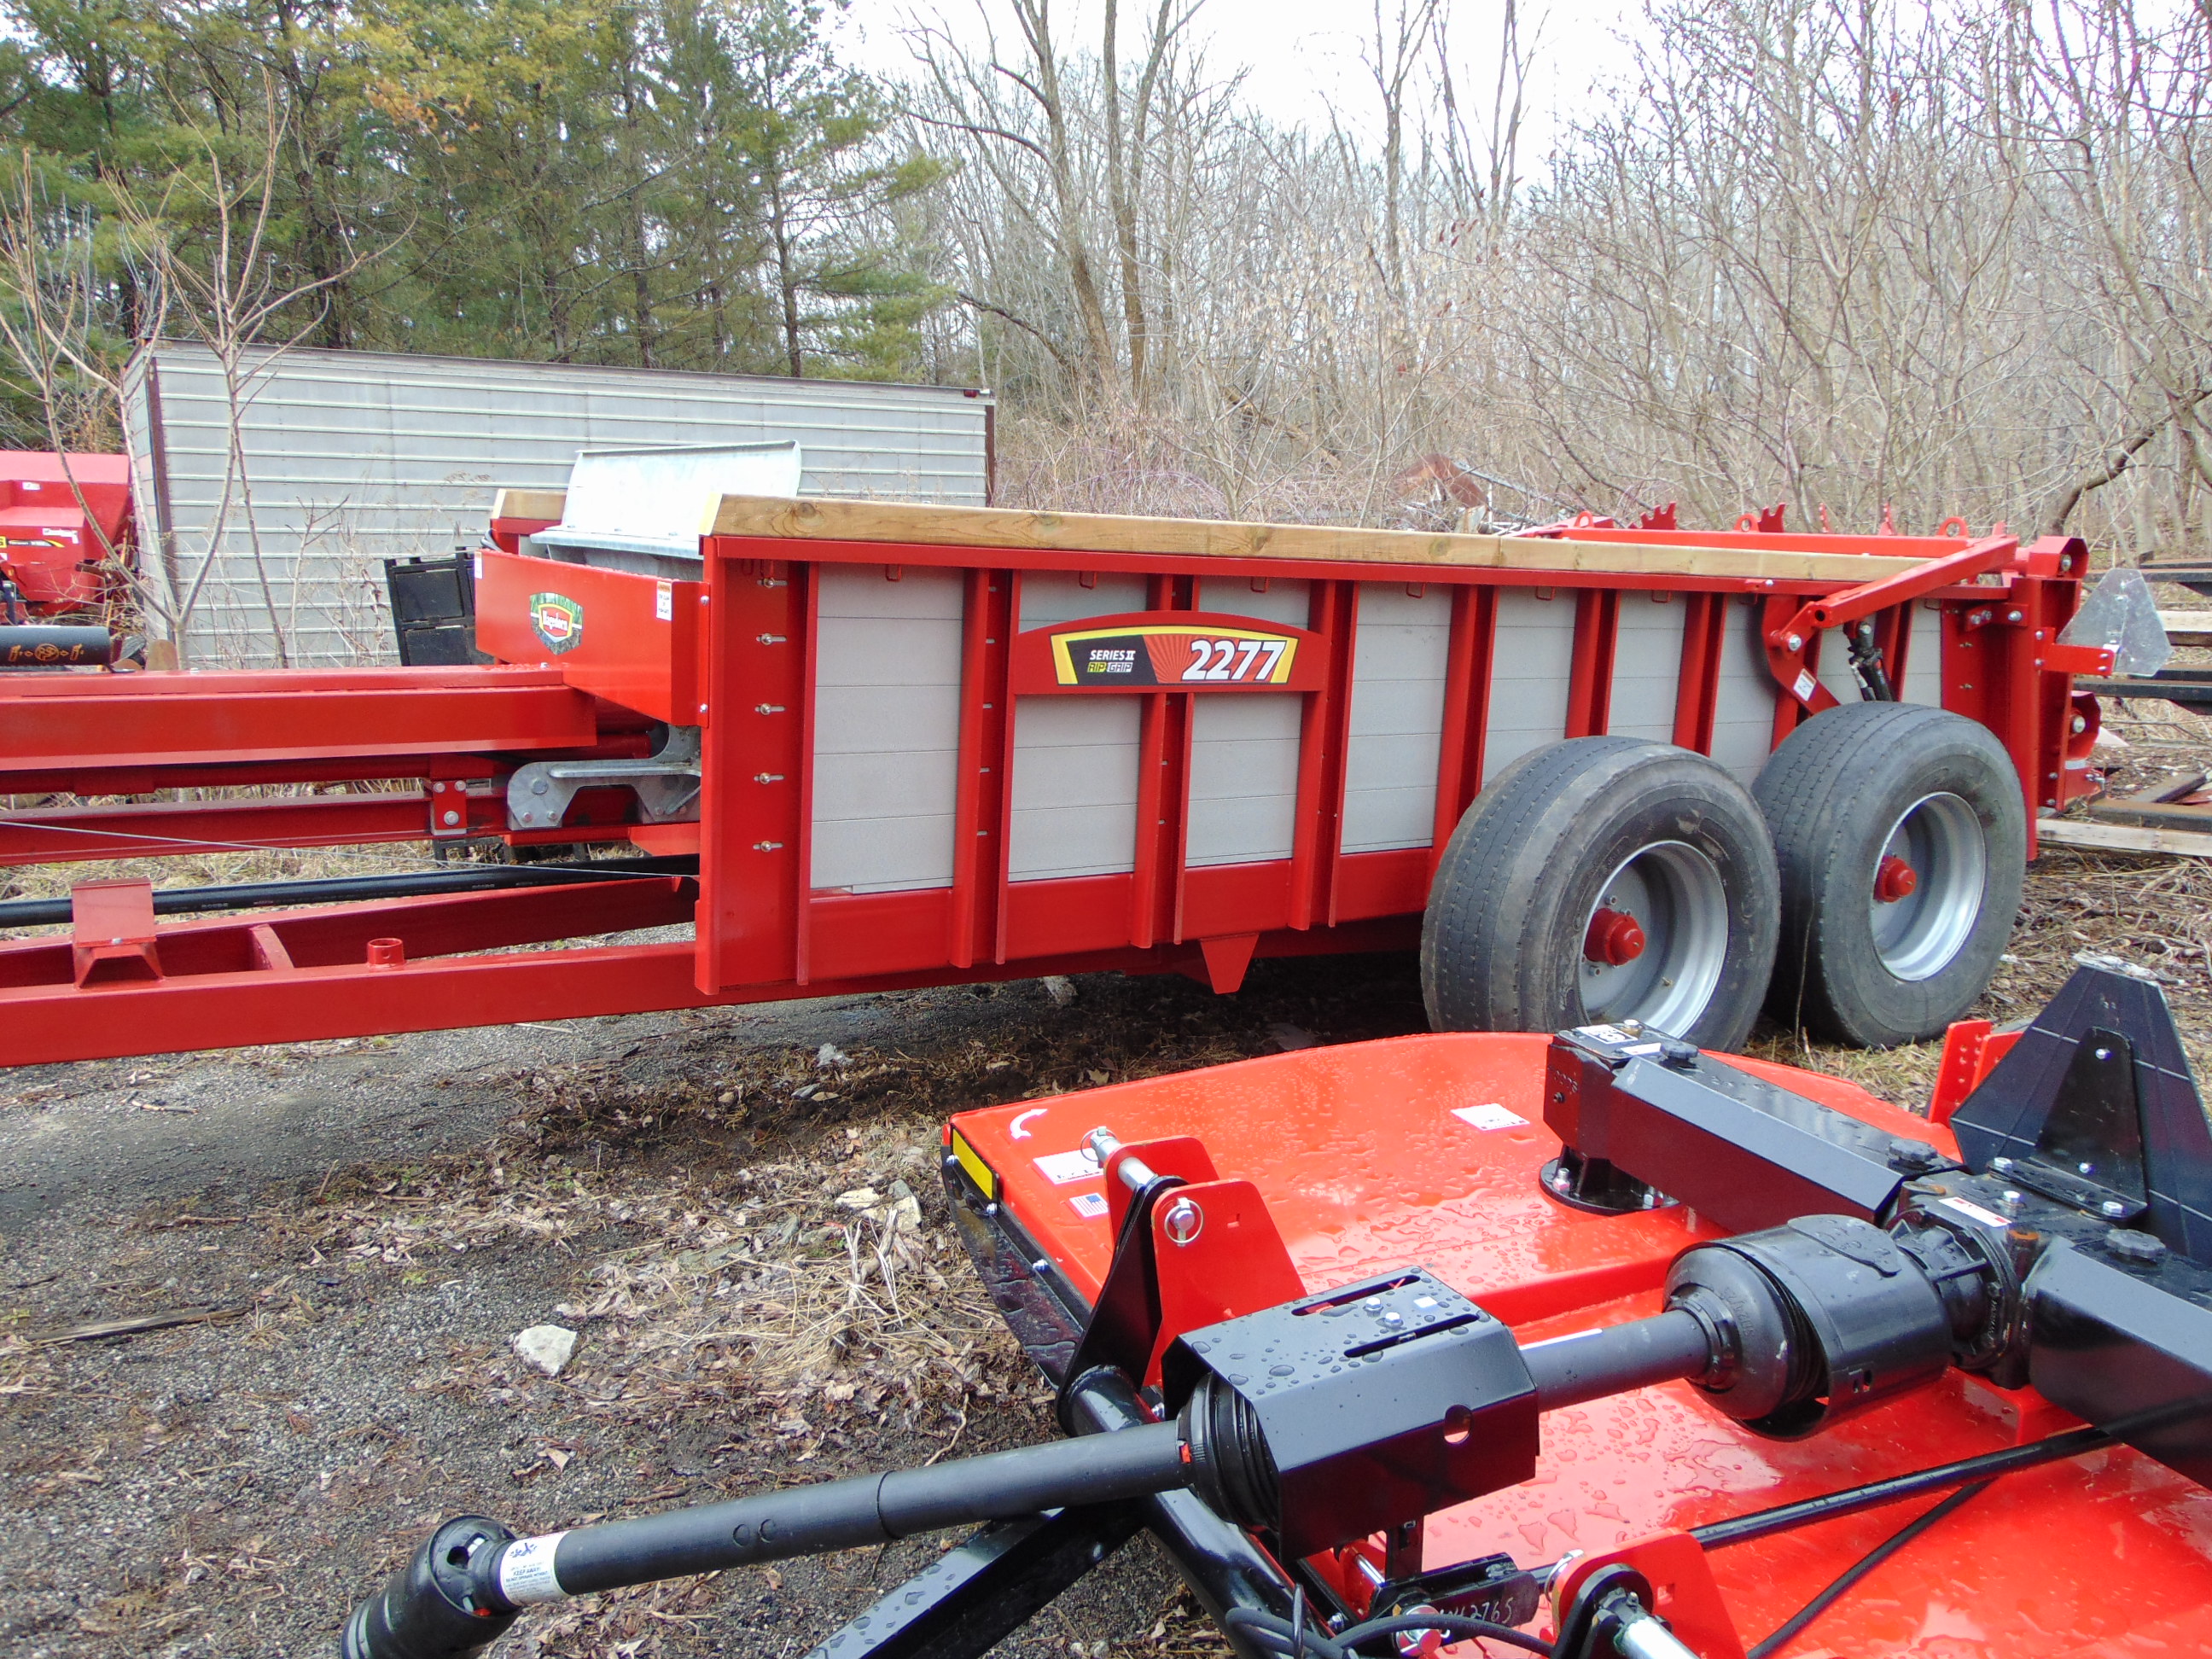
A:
[1871,792,1987,981]
[1578,841,1731,1036]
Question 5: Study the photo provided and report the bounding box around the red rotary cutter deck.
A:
[946,1029,2212,1657]
[340,964,2212,1659]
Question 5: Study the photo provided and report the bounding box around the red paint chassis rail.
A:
[0,515,2110,1065]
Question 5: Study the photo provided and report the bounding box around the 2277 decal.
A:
[1049,623,1298,688]
[1008,610,1327,696]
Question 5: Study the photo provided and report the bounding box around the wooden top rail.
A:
[700,493,1937,585]
[491,487,568,521]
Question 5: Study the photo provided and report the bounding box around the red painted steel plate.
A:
[476,549,705,725]
[952,1034,2212,1656]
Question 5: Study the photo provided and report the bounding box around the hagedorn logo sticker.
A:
[1048,623,1299,688]
[528,591,585,654]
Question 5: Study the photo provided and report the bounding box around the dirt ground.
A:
[4,642,2210,1658]
[0,952,1448,1659]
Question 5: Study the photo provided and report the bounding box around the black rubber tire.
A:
[1754,702,2026,1047]
[1421,736,1781,1051]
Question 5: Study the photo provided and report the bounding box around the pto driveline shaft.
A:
[1518,1309,1714,1411]
[532,1420,1189,1596]
[342,1418,1195,1656]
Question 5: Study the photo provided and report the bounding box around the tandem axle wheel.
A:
[1422,706,2027,1051]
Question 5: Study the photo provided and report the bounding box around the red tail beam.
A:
[0,665,602,771]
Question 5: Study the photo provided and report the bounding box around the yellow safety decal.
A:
[948,1126,999,1202]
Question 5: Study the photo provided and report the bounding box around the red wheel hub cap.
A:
[1874,854,1918,904]
[1583,908,1647,966]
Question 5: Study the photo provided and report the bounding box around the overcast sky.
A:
[826,0,1653,166]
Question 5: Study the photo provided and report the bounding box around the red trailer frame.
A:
[0,504,2110,1065]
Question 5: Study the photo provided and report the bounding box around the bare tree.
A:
[0,154,152,607]
[113,84,385,664]
[893,0,2212,560]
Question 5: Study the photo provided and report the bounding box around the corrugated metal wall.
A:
[120,341,993,667]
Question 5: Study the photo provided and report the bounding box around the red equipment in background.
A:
[0,450,131,614]
[0,497,2111,1068]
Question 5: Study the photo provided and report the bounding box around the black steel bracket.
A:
[1951,964,2212,1260]
[1366,1551,1540,1630]
[800,1504,1144,1659]
[1054,1169,1188,1429]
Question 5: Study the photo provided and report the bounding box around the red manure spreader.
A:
[0,490,2110,1062]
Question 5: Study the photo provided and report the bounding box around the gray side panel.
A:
[811,566,964,894]
[1608,595,1687,744]
[1009,699,1143,880]
[1186,579,1309,867]
[1481,589,1575,784]
[1019,570,1147,630]
[1188,695,1302,866]
[1901,602,1944,706]
[1010,570,1146,881]
[1816,626,1861,707]
[1343,585,1452,853]
[1194,578,1313,628]
[1708,597,1779,784]
[121,340,992,668]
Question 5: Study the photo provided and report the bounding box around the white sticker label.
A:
[1792,669,1818,702]
[655,579,673,621]
[1033,1148,1103,1185]
[498,1532,569,1604]
[1452,1103,1528,1131]
[1069,1191,1110,1220]
[474,551,485,579]
[1575,1024,1636,1045]
[1939,1196,2011,1230]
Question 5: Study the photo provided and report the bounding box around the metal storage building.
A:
[120,341,993,667]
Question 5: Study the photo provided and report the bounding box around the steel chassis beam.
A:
[0,884,1412,1066]
[0,665,602,770]
[0,789,514,864]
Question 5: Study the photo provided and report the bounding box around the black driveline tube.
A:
[534,1418,1190,1598]
[1518,1308,1714,1411]
[1063,1371,1301,1659]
